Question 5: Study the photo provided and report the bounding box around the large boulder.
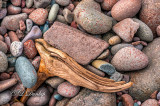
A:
[128,38,160,101]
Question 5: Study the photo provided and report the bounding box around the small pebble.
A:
[97,49,110,60]
[46,77,65,89]
[32,56,41,70]
[57,82,80,98]
[134,44,143,51]
[122,94,134,106]
[92,60,116,75]
[66,3,75,11]
[19,20,26,31]
[0,51,8,72]
[102,32,115,43]
[137,101,141,106]
[54,94,63,101]
[108,36,121,45]
[63,8,74,24]
[29,8,48,25]
[10,41,23,57]
[0,90,12,105]
[15,56,37,88]
[71,21,77,29]
[134,103,139,106]
[0,41,8,53]
[7,5,21,15]
[49,92,57,106]
[151,91,159,99]
[8,55,17,67]
[85,65,105,77]
[122,75,130,83]
[42,21,49,33]
[118,102,123,106]
[113,18,139,42]
[133,37,140,42]
[23,40,37,59]
[34,0,51,8]
[0,26,7,35]
[48,4,59,22]
[101,0,117,11]
[55,0,70,6]
[56,15,67,24]
[110,71,123,81]
[22,26,42,43]
[141,99,158,106]
[27,87,50,106]
[26,19,33,32]
[16,29,24,40]
[26,0,34,8]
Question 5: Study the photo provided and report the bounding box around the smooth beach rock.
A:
[22,26,42,43]
[29,8,48,25]
[1,13,27,31]
[0,51,8,72]
[7,5,21,15]
[141,99,158,106]
[16,30,24,43]
[0,41,7,53]
[10,41,23,57]
[122,94,134,106]
[156,25,160,36]
[92,60,116,75]
[134,44,143,51]
[56,15,67,24]
[54,94,63,100]
[58,82,80,98]
[44,22,109,65]
[0,72,10,81]
[111,47,148,71]
[0,26,7,35]
[108,36,121,45]
[45,77,64,89]
[139,0,160,36]
[26,19,33,32]
[102,32,115,43]
[0,35,4,41]
[128,38,160,101]
[48,4,59,22]
[110,71,123,81]
[113,18,139,42]
[11,0,21,6]
[55,0,69,6]
[26,0,34,8]
[23,40,37,59]
[101,0,117,11]
[74,7,112,34]
[15,56,37,88]
[34,0,51,8]
[27,87,50,106]
[62,8,74,24]
[8,31,20,42]
[133,18,153,42]
[0,8,7,19]
[111,0,141,21]
[0,90,12,105]
[66,88,116,106]
[97,49,110,60]
[111,43,134,55]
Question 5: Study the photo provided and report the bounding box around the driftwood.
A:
[20,39,133,103]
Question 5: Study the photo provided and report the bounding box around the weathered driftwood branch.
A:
[20,39,133,103]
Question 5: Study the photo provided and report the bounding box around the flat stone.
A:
[44,22,109,65]
[128,38,160,101]
[66,88,116,106]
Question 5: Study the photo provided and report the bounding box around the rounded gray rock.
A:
[128,38,160,101]
[133,18,153,42]
[0,51,8,72]
[0,41,8,53]
[0,90,12,105]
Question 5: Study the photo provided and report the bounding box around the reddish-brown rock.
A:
[101,0,118,11]
[121,94,134,106]
[156,25,160,36]
[44,22,109,65]
[139,0,160,36]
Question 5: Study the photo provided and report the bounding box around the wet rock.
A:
[0,51,8,72]
[111,0,141,21]
[111,47,149,71]
[113,18,139,42]
[27,87,50,106]
[139,0,160,36]
[1,13,27,31]
[128,38,160,101]
[66,88,116,106]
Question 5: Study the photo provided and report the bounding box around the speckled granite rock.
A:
[128,38,160,101]
[44,22,109,65]
[1,13,28,31]
[66,88,116,106]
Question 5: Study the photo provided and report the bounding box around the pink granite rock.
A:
[141,99,158,106]
[111,47,149,71]
[121,94,134,106]
[111,0,141,21]
[29,8,48,25]
[7,5,21,15]
[44,22,109,65]
[101,0,118,11]
[113,18,139,42]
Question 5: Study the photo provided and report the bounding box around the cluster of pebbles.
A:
[0,0,160,106]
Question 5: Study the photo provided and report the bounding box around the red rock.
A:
[150,90,158,99]
[8,31,19,42]
[141,99,158,106]
[121,94,134,106]
[111,0,141,21]
[71,21,77,29]
[23,40,37,59]
[29,8,48,25]
[101,0,118,11]
[0,73,10,81]
[113,18,139,42]
[19,20,26,31]
[44,22,109,65]
[21,0,25,8]
[156,25,160,36]
[139,0,160,36]
[32,56,41,70]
